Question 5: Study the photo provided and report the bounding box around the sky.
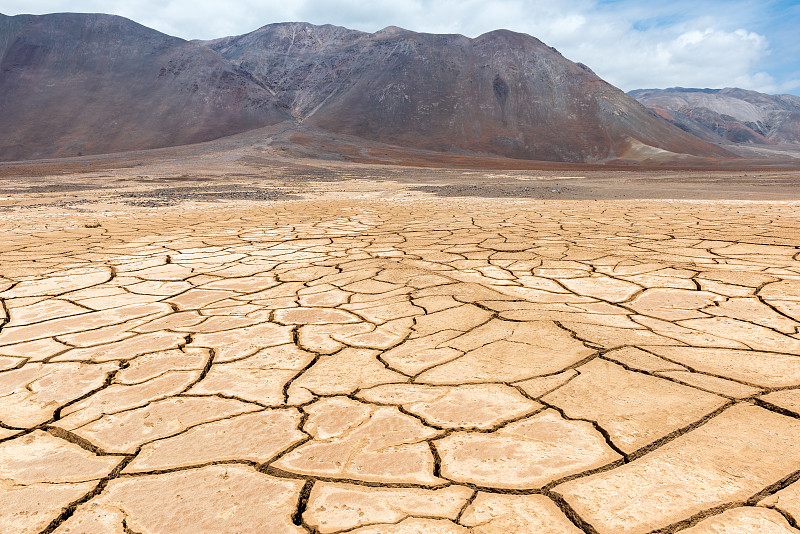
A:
[4,0,800,95]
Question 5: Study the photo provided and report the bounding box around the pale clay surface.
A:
[1,171,800,534]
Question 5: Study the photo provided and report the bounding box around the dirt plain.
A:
[2,144,800,534]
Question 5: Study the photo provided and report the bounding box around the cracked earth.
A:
[2,162,800,533]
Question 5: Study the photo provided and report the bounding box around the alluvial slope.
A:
[0,13,288,161]
[205,23,731,162]
[630,88,800,146]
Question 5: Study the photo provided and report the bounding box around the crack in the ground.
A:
[1,201,800,534]
[37,454,135,534]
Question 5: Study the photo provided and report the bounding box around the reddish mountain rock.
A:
[205,23,730,162]
[630,88,800,146]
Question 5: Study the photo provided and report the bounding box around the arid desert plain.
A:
[2,144,800,534]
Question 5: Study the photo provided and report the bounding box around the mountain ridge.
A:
[0,13,731,162]
[202,22,730,162]
[630,87,800,146]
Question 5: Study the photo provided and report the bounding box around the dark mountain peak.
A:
[374,25,406,36]
[249,21,365,42]
[476,28,543,44]
[474,28,554,52]
[259,21,365,39]
[203,21,368,59]
[4,11,181,41]
[0,11,288,160]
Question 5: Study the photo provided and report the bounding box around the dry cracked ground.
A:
[2,164,800,534]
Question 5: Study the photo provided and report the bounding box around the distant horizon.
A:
[3,0,799,96]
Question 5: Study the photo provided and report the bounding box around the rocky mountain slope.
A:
[0,13,730,162]
[0,13,289,160]
[203,23,730,162]
[630,88,800,146]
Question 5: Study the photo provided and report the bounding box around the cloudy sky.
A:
[4,0,800,95]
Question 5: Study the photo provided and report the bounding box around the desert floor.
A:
[2,152,800,534]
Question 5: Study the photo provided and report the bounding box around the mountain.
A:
[0,13,288,160]
[629,88,800,146]
[0,13,730,162]
[203,23,730,162]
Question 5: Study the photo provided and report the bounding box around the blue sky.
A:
[4,0,799,94]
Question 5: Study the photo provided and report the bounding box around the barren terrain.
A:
[2,150,800,533]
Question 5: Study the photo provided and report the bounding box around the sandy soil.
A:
[2,151,800,533]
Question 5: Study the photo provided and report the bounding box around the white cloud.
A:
[567,25,775,92]
[2,0,797,93]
